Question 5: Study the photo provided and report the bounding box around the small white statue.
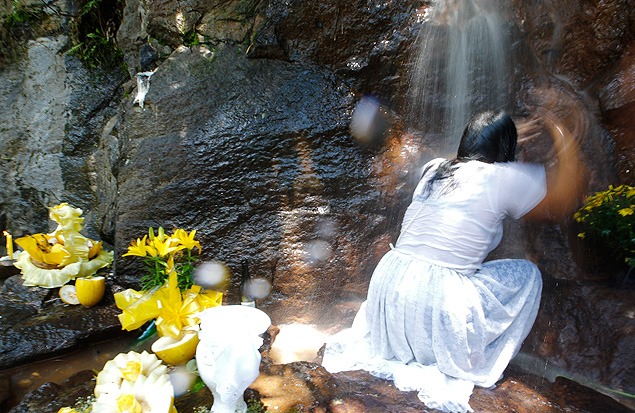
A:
[196,305,271,413]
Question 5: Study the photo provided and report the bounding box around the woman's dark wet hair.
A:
[422,110,518,197]
[457,110,517,163]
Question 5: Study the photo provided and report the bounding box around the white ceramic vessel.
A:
[196,305,271,413]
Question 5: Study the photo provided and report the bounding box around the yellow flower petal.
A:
[172,229,201,253]
[116,394,143,413]
[123,235,149,258]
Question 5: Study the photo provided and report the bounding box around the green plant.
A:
[123,227,201,291]
[575,184,635,268]
[68,0,125,69]
[1,0,47,59]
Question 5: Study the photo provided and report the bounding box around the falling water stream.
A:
[409,0,514,155]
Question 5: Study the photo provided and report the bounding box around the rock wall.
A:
[0,0,633,396]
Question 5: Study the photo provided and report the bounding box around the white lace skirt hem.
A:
[322,250,542,413]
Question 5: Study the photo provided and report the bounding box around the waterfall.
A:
[409,0,514,155]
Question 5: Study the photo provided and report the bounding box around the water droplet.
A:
[243,278,272,300]
[304,240,332,264]
[194,261,230,290]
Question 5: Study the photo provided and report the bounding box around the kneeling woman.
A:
[322,111,582,412]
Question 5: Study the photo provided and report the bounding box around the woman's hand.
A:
[524,116,585,221]
[515,117,542,144]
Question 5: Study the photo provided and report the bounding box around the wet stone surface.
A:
[5,353,634,413]
[0,275,127,370]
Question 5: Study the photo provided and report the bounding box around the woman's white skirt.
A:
[322,249,542,413]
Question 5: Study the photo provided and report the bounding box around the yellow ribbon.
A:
[114,272,223,338]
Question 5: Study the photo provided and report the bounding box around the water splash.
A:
[269,324,329,364]
[409,0,514,155]
[133,70,156,109]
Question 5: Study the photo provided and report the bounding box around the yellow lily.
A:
[152,236,180,257]
[172,229,201,253]
[165,256,175,275]
[123,235,149,258]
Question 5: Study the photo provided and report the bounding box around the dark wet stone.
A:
[0,275,51,331]
[0,302,125,370]
[512,0,633,88]
[7,370,95,413]
[0,275,127,370]
[0,372,10,410]
[0,261,19,280]
[523,278,635,397]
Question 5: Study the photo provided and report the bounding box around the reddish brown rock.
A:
[599,44,635,185]
[511,0,634,87]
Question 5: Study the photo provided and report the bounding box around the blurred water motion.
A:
[268,324,329,364]
[169,362,199,397]
[409,0,512,154]
[304,240,332,265]
[193,260,231,291]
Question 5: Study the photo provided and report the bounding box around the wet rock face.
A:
[511,0,634,87]
[523,278,635,396]
[113,44,422,324]
[598,44,635,185]
[0,35,127,243]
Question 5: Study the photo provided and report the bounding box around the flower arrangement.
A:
[575,184,635,268]
[123,227,200,291]
[13,203,113,288]
[115,271,222,340]
[116,226,223,364]
[114,272,222,365]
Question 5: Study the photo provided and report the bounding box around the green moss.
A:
[0,0,49,61]
[183,30,200,47]
[3,0,45,27]
[246,399,268,413]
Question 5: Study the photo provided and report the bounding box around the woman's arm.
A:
[523,118,584,221]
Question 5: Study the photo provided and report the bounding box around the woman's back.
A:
[395,158,546,274]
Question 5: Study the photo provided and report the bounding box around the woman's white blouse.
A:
[395,158,547,275]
